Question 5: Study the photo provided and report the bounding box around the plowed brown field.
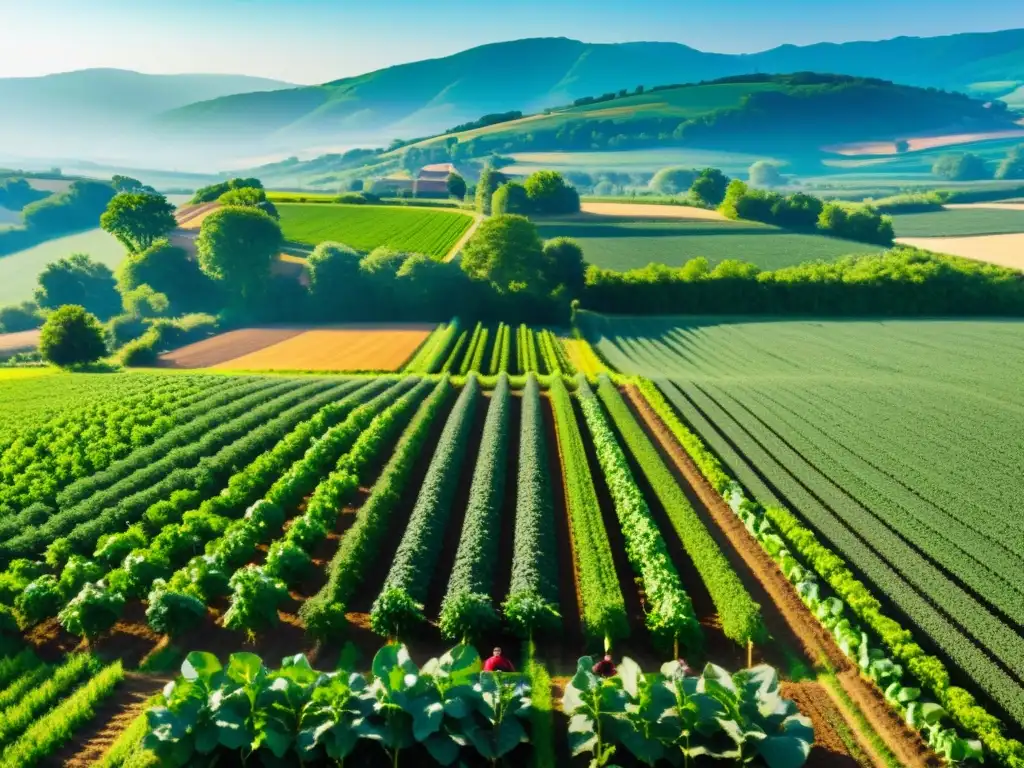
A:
[0,329,41,353]
[159,324,433,371]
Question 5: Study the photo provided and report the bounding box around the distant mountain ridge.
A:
[153,30,1024,151]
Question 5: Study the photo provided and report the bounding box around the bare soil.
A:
[0,328,40,353]
[157,327,307,368]
[784,681,875,768]
[580,201,727,221]
[623,385,939,768]
[896,233,1024,271]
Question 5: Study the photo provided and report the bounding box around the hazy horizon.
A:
[2,0,1023,84]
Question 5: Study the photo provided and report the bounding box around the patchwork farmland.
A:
[277,202,474,259]
[584,313,1024,765]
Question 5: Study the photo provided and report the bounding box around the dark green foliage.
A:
[543,237,586,299]
[0,178,48,211]
[584,248,1024,316]
[58,582,124,639]
[689,168,730,207]
[22,180,115,233]
[307,241,363,319]
[370,377,479,637]
[492,182,531,216]
[38,305,107,367]
[100,192,176,253]
[189,177,263,204]
[117,239,217,314]
[439,375,511,640]
[196,206,282,303]
[996,145,1024,180]
[524,171,580,214]
[462,215,547,297]
[35,253,120,319]
[933,153,991,181]
[447,172,467,199]
[0,301,42,333]
[475,167,507,215]
[504,375,560,637]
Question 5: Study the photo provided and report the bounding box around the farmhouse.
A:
[371,162,459,197]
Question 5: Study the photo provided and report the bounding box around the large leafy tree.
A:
[543,237,587,299]
[22,180,116,233]
[524,170,580,214]
[492,182,531,216]
[118,240,216,313]
[307,242,364,319]
[475,167,507,215]
[932,153,990,181]
[689,168,730,207]
[461,214,548,296]
[38,305,107,367]
[196,207,282,304]
[100,192,177,253]
[35,253,121,319]
[447,172,467,200]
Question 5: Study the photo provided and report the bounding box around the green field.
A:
[0,228,124,304]
[505,147,778,177]
[277,202,473,259]
[584,313,1024,729]
[536,217,880,271]
[892,207,1024,237]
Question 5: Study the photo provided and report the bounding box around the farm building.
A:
[370,163,459,197]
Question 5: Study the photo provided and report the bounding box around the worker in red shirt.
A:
[592,654,617,678]
[483,647,515,673]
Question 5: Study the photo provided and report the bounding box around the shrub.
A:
[39,305,107,367]
[0,301,42,333]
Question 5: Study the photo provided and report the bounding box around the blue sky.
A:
[2,0,1023,83]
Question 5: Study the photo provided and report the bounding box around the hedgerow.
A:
[439,374,511,640]
[504,374,560,638]
[301,377,452,638]
[370,376,480,637]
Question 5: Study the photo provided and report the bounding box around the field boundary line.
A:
[443,212,483,262]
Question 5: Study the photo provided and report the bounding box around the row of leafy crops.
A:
[595,375,763,645]
[458,322,485,375]
[489,322,511,373]
[516,324,539,374]
[402,319,460,373]
[5,380,373,634]
[141,643,532,767]
[370,376,480,636]
[0,375,241,517]
[576,377,700,651]
[548,377,627,644]
[0,657,123,768]
[637,379,1016,766]
[504,375,560,638]
[302,377,453,636]
[439,374,511,641]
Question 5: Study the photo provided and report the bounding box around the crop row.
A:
[0,376,232,514]
[652,379,1024,756]
[0,660,123,768]
[404,319,460,374]
[517,325,539,374]
[0,652,99,748]
[440,328,469,374]
[144,379,417,633]
[8,381,370,631]
[692,381,1024,681]
[596,376,763,645]
[504,374,560,638]
[548,377,627,643]
[0,379,333,565]
[489,322,511,373]
[216,379,428,636]
[301,378,452,637]
[56,377,278,508]
[439,374,511,640]
[639,378,1024,766]
[576,377,699,650]
[370,375,480,636]
[458,322,485,375]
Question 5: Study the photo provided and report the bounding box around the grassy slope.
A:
[536,218,879,271]
[892,207,1024,237]
[277,203,473,259]
[0,229,124,305]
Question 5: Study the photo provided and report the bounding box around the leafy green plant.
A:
[222,566,287,636]
[59,582,125,639]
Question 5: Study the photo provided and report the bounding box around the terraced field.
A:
[277,202,474,259]
[583,312,1024,765]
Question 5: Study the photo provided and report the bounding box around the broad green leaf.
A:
[181,651,221,683]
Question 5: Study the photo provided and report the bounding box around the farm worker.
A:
[483,647,515,673]
[592,654,617,678]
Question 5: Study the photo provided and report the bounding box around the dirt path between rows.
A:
[47,672,168,768]
[623,384,938,768]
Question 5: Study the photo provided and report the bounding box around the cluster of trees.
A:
[720,180,894,244]
[189,177,264,204]
[932,145,1024,181]
[0,178,48,211]
[585,248,1024,316]
[477,169,581,216]
[445,110,523,135]
[647,167,732,206]
[21,180,115,234]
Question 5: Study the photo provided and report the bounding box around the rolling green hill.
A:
[155,30,1024,150]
